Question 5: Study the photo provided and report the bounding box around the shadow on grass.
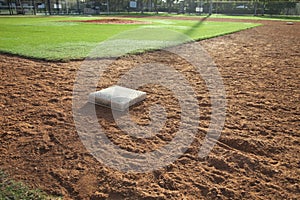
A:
[184,14,211,38]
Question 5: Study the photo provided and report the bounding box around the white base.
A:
[88,85,146,111]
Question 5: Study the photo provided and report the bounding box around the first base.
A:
[88,85,146,111]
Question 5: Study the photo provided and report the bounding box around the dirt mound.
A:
[70,18,150,24]
[0,18,299,199]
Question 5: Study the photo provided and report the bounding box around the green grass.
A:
[108,12,300,21]
[0,16,260,60]
[0,170,61,200]
[207,14,300,21]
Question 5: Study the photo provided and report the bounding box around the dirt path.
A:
[0,19,299,199]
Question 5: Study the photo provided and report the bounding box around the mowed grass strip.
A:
[0,16,260,61]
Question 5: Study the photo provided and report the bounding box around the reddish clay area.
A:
[68,18,150,24]
[0,18,299,200]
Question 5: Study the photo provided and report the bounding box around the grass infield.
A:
[0,16,260,61]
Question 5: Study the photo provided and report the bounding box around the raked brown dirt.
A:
[0,18,299,199]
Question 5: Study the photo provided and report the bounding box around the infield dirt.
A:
[0,17,299,199]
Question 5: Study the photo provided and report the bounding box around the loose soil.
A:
[0,18,299,199]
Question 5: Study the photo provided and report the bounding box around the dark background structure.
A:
[0,0,299,16]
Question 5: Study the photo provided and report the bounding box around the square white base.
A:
[88,85,146,111]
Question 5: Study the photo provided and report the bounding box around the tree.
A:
[154,0,158,13]
[8,0,14,15]
[139,0,144,13]
[47,0,52,15]
[209,0,212,15]
[16,0,25,14]
[254,0,258,15]
[32,0,37,15]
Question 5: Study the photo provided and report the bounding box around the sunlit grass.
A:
[0,16,260,60]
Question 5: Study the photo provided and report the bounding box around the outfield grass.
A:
[205,14,300,21]
[116,12,300,21]
[0,16,260,60]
